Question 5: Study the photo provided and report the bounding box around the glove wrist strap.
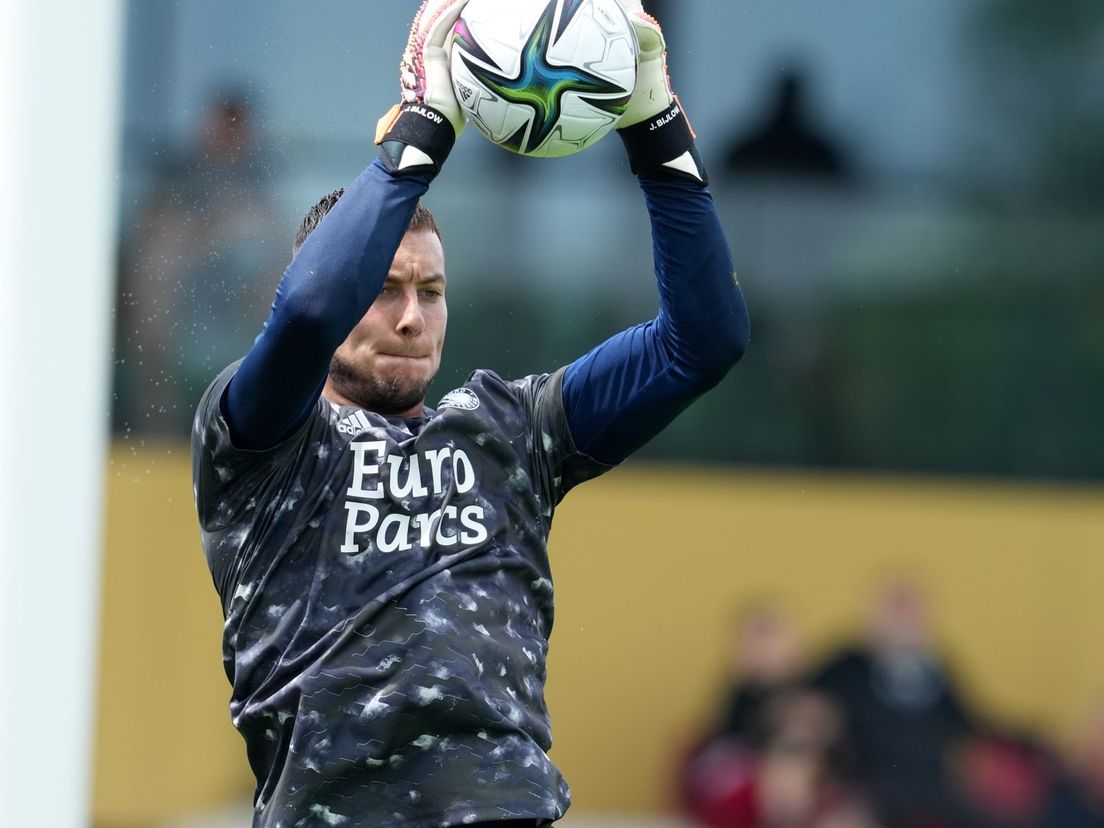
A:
[617,98,708,186]
[376,103,457,179]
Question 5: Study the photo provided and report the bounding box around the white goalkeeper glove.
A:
[615,1,708,185]
[376,0,471,178]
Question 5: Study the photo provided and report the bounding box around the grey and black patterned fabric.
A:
[192,362,610,828]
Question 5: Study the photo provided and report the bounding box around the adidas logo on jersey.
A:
[337,410,373,437]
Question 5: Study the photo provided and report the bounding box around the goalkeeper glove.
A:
[376,0,471,179]
[615,1,708,186]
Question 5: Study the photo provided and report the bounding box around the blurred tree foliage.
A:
[436,224,1104,480]
[967,0,1104,203]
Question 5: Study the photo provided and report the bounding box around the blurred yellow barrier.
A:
[95,445,252,826]
[93,446,1104,824]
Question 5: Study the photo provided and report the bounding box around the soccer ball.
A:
[449,0,638,158]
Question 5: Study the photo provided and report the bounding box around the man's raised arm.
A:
[562,4,750,465]
[222,0,471,451]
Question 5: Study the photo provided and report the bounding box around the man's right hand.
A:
[376,0,471,179]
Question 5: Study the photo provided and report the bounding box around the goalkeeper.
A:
[192,1,749,826]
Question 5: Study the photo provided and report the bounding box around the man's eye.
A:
[420,289,443,299]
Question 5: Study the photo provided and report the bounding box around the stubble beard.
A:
[328,353,433,416]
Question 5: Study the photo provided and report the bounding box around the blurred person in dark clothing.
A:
[680,602,805,825]
[115,89,283,436]
[811,579,982,828]
[684,684,878,828]
[720,602,807,748]
[754,688,877,828]
[683,603,876,828]
[723,66,851,182]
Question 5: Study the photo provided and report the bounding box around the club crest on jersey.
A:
[437,388,480,412]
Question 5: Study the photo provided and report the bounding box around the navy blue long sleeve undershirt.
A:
[562,176,749,463]
[223,157,749,463]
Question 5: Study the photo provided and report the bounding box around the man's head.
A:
[294,191,447,418]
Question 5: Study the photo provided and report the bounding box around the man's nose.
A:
[396,290,425,337]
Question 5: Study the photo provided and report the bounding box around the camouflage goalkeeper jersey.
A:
[192,363,609,828]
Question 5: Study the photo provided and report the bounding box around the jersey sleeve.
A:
[533,368,614,504]
[470,367,614,510]
[192,361,323,534]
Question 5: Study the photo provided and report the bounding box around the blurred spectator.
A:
[682,603,876,828]
[755,688,877,828]
[683,684,877,828]
[811,578,983,828]
[682,586,1104,828]
[114,88,283,436]
[719,602,806,747]
[723,66,852,182]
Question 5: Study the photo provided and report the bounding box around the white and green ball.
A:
[449,0,639,158]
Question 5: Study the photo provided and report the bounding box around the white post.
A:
[0,0,123,825]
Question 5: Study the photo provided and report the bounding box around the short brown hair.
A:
[292,190,441,256]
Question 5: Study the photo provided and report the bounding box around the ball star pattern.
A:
[453,0,631,154]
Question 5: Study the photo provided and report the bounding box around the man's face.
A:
[325,229,447,417]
